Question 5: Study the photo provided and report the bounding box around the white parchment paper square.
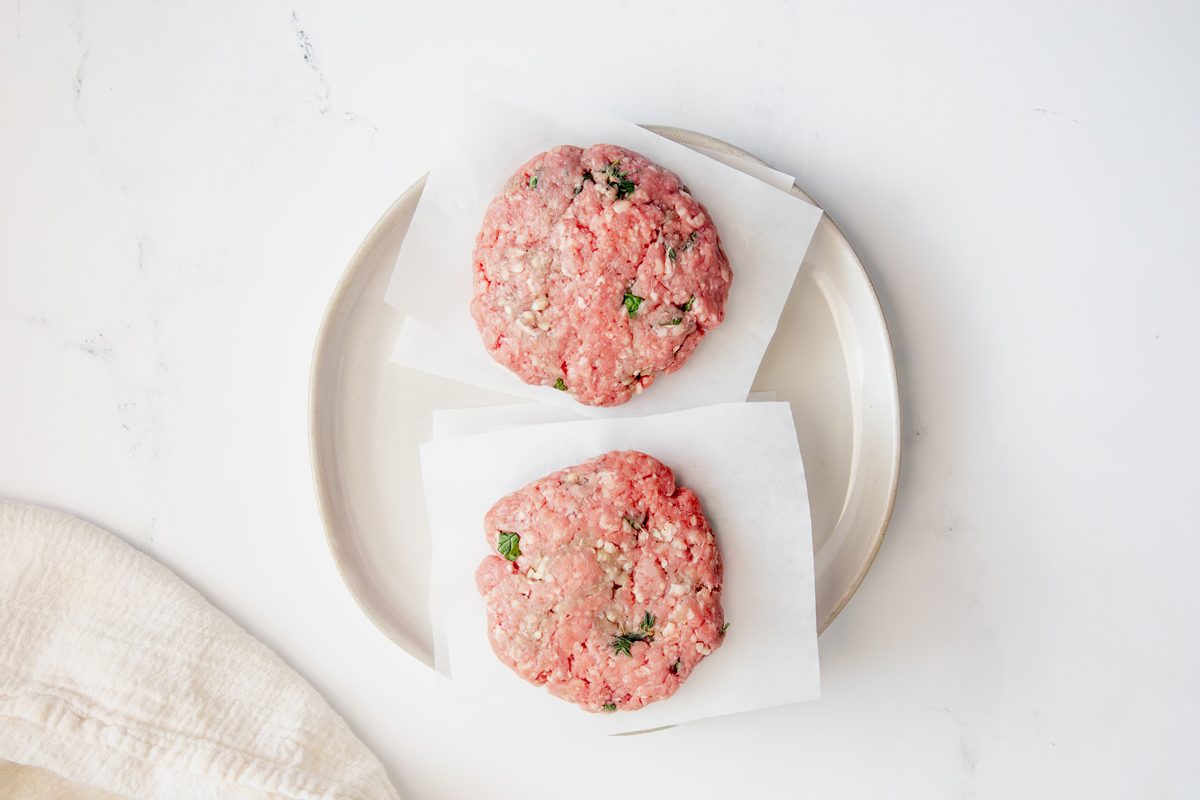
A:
[430,392,779,442]
[420,402,819,734]
[386,93,823,418]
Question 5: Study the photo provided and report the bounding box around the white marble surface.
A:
[2,2,1198,797]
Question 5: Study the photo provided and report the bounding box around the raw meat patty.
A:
[474,450,726,712]
[471,144,733,407]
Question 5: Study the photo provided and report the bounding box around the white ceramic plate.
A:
[309,129,900,666]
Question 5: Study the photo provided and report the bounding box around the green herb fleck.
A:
[664,318,682,326]
[610,629,652,657]
[623,290,643,317]
[497,531,521,562]
[528,175,538,188]
[670,659,681,675]
[684,231,699,249]
[604,161,636,200]
[719,622,730,636]
[623,512,645,530]
[602,702,617,712]
[574,170,593,195]
[553,377,567,391]
[611,613,656,657]
[667,246,677,261]
[678,296,694,313]
[612,633,644,655]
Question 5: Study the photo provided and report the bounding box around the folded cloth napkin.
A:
[0,501,400,800]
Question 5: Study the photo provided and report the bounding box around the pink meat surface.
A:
[474,450,725,712]
[471,144,733,407]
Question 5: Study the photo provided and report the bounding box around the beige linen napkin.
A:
[0,501,400,800]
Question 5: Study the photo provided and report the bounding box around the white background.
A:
[2,1,1197,797]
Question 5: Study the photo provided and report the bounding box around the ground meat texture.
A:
[471,144,733,407]
[474,450,725,712]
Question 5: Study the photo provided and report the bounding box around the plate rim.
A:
[308,130,900,649]
[308,177,433,661]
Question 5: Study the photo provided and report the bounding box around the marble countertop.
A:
[3,2,1198,797]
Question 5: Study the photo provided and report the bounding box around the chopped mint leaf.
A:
[623,290,643,317]
[670,659,681,675]
[553,377,567,391]
[678,296,694,312]
[528,175,538,188]
[719,622,730,636]
[640,612,656,635]
[497,531,521,562]
[664,318,682,326]
[684,231,698,249]
[667,246,677,261]
[602,702,617,711]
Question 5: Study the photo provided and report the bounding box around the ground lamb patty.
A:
[474,450,725,712]
[471,144,733,407]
